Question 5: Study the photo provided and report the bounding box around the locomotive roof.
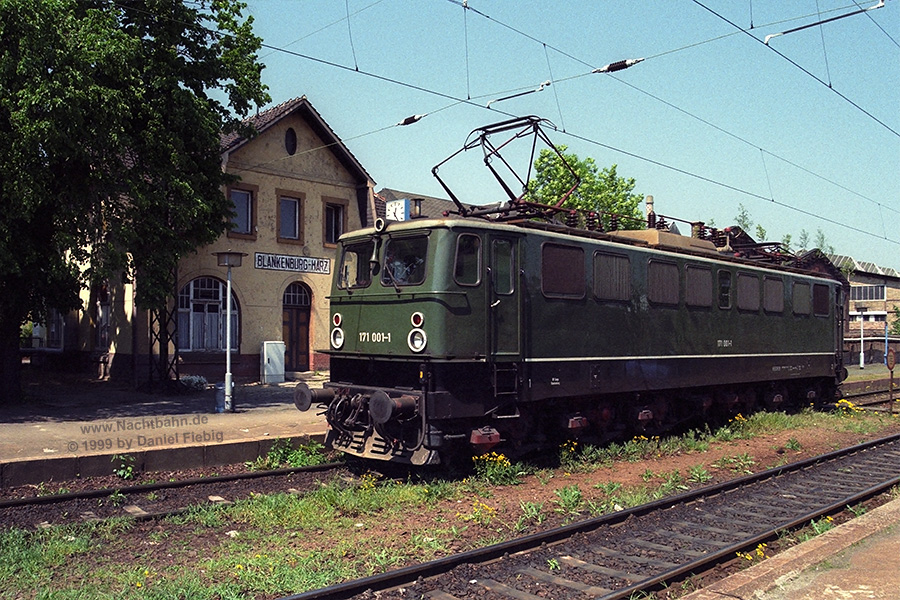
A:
[348,216,846,285]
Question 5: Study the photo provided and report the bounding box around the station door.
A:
[282,282,311,372]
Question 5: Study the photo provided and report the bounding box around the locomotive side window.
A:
[764,277,784,313]
[492,239,515,295]
[685,266,712,308]
[648,261,679,306]
[593,252,630,301]
[382,236,427,286]
[542,243,584,298]
[736,273,760,312]
[717,270,732,309]
[338,241,374,289]
[793,282,811,315]
[454,234,482,286]
[813,284,830,317]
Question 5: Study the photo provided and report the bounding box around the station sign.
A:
[254,252,331,274]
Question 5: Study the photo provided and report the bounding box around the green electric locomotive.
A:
[295,216,847,465]
[294,117,848,465]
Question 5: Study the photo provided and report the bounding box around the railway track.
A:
[0,462,342,529]
[843,385,899,409]
[280,433,900,600]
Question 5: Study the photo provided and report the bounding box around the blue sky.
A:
[238,0,899,268]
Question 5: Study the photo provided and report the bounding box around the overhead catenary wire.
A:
[114,0,900,249]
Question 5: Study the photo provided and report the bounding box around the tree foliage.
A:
[526,146,644,230]
[0,0,269,399]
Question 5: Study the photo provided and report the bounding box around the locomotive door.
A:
[487,236,521,359]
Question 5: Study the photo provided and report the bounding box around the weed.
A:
[835,399,863,416]
[594,481,622,495]
[458,499,497,526]
[247,439,328,470]
[111,454,136,480]
[712,453,756,474]
[559,440,580,469]
[847,503,866,517]
[641,469,655,482]
[687,464,712,484]
[785,437,802,451]
[810,515,835,536]
[108,490,126,507]
[146,491,159,502]
[472,452,526,486]
[547,558,560,570]
[736,542,769,565]
[553,484,584,518]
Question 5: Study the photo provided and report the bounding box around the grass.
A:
[3,405,895,598]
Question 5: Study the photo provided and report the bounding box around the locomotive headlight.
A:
[332,313,342,327]
[407,328,427,352]
[331,327,345,349]
[411,312,424,327]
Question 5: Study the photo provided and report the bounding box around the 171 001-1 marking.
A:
[359,331,392,343]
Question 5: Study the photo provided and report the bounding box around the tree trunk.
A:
[0,321,22,403]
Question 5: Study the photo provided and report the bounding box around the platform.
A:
[0,372,329,487]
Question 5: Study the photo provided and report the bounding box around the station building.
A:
[829,255,900,365]
[24,97,375,385]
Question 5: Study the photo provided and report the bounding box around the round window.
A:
[284,127,297,155]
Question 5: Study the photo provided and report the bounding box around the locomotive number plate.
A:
[358,331,392,343]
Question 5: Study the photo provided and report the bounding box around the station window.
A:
[813,284,830,317]
[764,277,784,313]
[648,261,679,306]
[278,194,303,243]
[324,202,345,245]
[542,243,584,298]
[593,252,631,302]
[718,270,732,309]
[793,282,811,315]
[685,265,712,308]
[737,273,760,312]
[228,186,257,239]
[176,277,238,352]
[337,241,373,289]
[454,234,482,286]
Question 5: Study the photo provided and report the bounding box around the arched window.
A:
[177,277,239,352]
[283,282,311,307]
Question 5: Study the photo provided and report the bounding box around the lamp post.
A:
[213,251,247,411]
[857,305,867,369]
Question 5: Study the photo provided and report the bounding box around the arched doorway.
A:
[282,282,311,372]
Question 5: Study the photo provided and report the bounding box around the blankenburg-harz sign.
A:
[254,252,331,274]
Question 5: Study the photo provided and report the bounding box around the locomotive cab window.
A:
[382,236,427,286]
[685,265,712,308]
[648,261,679,306]
[813,284,830,317]
[736,273,760,312]
[717,270,732,309]
[542,243,584,298]
[454,234,482,286]
[593,252,630,302]
[338,241,374,289]
[793,282,811,315]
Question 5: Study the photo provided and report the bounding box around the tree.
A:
[0,0,270,401]
[891,307,900,337]
[526,146,644,229]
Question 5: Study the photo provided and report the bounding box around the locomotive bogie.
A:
[298,217,846,465]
